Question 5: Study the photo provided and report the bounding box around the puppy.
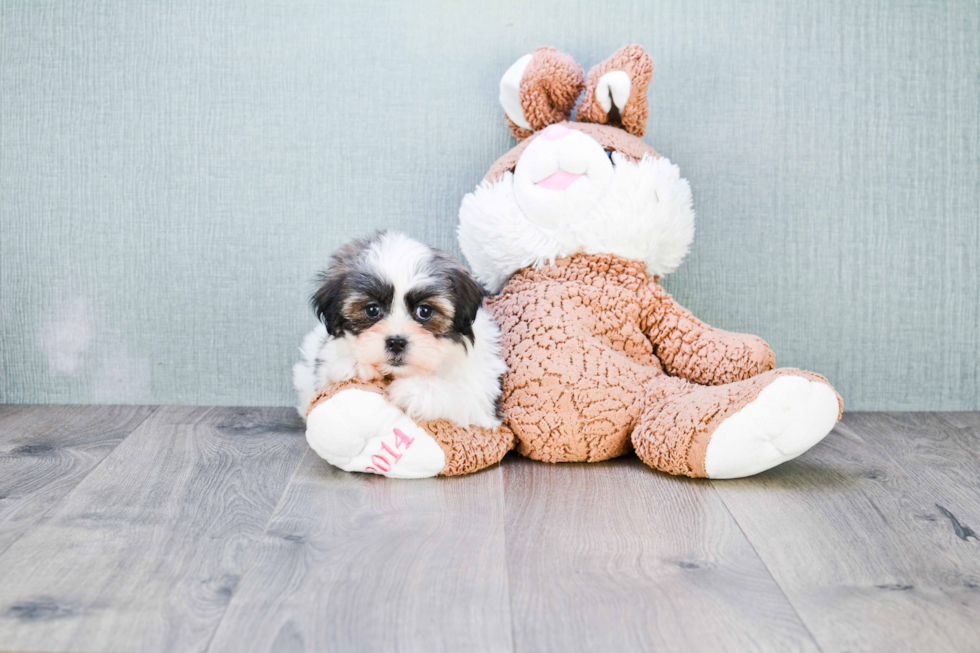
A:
[293,231,506,429]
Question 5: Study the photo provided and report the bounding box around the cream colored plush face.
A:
[458,148,695,293]
[458,46,695,293]
[512,125,613,230]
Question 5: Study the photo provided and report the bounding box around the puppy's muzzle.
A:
[385,336,408,356]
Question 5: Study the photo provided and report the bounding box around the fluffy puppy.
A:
[293,231,506,429]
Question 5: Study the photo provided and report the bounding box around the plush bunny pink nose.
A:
[541,123,571,141]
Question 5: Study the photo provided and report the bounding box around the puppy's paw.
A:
[305,389,445,479]
[386,377,437,419]
[355,362,383,382]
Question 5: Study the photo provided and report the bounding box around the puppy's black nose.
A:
[385,336,408,355]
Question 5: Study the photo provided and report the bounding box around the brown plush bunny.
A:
[458,45,843,478]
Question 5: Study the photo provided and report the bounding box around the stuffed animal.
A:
[457,45,843,478]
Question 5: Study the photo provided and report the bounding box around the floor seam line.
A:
[0,405,160,560]
[500,460,520,653]
[201,444,310,653]
[710,479,828,653]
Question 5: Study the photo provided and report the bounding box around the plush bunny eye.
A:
[365,304,382,320]
[414,304,433,321]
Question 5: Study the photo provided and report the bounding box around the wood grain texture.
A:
[713,413,980,653]
[502,456,820,653]
[2,407,980,652]
[205,454,513,653]
[0,406,307,653]
[0,404,155,556]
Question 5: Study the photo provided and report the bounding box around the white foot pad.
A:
[704,376,839,479]
[306,389,446,479]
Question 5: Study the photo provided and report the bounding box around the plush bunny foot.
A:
[306,389,446,479]
[703,375,840,479]
[633,369,841,478]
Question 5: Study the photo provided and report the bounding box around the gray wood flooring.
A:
[0,406,977,653]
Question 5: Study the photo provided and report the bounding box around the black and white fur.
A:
[293,232,506,429]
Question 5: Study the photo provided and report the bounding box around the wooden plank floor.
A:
[0,406,978,653]
[0,405,155,557]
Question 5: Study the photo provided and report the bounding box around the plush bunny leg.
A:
[632,369,842,478]
[305,381,446,479]
[418,420,516,476]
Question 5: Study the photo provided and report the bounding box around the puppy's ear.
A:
[575,45,653,137]
[311,236,375,337]
[311,266,348,338]
[499,46,585,140]
[449,267,487,342]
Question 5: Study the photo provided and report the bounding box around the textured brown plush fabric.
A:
[416,418,516,476]
[638,282,777,385]
[485,252,842,477]
[576,44,654,137]
[633,368,841,476]
[469,44,843,478]
[306,378,384,413]
[516,47,585,136]
[307,378,515,476]
[504,115,533,141]
[484,122,658,183]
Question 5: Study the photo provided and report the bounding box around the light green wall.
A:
[1,0,977,409]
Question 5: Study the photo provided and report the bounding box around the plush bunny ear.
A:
[576,45,653,137]
[499,47,585,140]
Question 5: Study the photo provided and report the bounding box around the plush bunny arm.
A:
[306,378,387,416]
[638,280,776,385]
[417,419,516,476]
[307,378,513,477]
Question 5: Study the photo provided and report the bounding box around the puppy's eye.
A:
[364,304,382,320]
[414,304,433,321]
[605,150,614,163]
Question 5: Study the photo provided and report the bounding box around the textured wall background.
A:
[1,0,977,409]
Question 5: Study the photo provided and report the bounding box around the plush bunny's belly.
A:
[486,253,666,463]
